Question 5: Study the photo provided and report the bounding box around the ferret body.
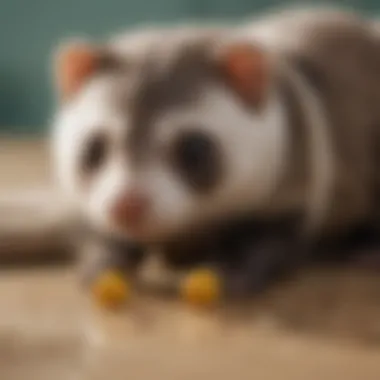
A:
[243,8,380,235]
[51,8,380,297]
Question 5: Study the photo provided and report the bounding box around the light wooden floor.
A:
[0,139,380,380]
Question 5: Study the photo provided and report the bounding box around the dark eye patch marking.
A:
[124,36,223,163]
[169,129,223,194]
[80,131,108,176]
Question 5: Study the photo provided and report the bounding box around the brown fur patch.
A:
[220,43,270,110]
[289,18,380,233]
[262,13,380,238]
[55,43,123,100]
[56,43,100,100]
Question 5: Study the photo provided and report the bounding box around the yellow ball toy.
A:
[180,268,221,307]
[91,271,131,309]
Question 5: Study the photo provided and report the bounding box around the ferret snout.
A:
[110,189,150,229]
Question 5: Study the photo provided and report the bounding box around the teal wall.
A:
[0,0,375,134]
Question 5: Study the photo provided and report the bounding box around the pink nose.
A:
[111,191,149,228]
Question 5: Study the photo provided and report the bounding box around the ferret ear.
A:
[216,43,271,110]
[53,40,103,101]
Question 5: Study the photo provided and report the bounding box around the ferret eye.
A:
[176,132,211,169]
[82,133,108,173]
[170,130,221,193]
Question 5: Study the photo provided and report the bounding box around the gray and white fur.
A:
[51,8,380,293]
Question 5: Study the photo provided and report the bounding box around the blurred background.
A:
[0,1,380,379]
[0,0,374,134]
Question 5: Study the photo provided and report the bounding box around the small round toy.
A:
[91,271,131,309]
[180,268,221,307]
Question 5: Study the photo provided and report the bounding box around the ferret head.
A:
[51,35,288,243]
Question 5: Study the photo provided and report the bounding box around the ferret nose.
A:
[111,190,149,228]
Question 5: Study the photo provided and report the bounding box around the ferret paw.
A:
[91,270,131,310]
[180,268,221,308]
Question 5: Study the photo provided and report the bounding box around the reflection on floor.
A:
[0,138,379,380]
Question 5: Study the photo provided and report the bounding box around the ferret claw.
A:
[91,270,131,310]
[180,268,222,308]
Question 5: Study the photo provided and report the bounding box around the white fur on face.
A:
[51,74,132,235]
[132,84,289,240]
[52,71,289,243]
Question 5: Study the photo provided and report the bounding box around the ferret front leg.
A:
[160,237,227,307]
[177,241,303,307]
[215,213,312,300]
[78,234,145,309]
[222,237,309,299]
[178,225,310,307]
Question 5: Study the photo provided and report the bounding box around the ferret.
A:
[50,8,380,298]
